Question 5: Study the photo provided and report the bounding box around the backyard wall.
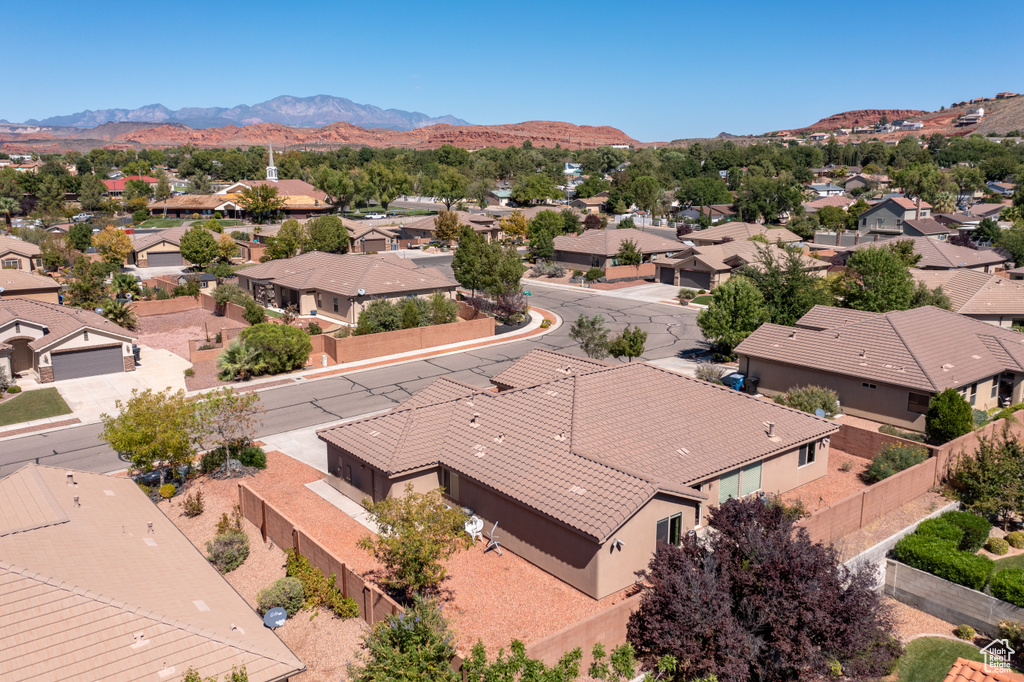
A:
[130,297,202,316]
[829,422,923,460]
[603,263,655,282]
[524,593,643,670]
[318,314,494,365]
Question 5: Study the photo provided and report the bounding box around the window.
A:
[441,468,460,501]
[83,330,88,341]
[862,382,877,389]
[333,297,339,313]
[656,513,682,547]
[798,442,817,467]
[992,377,999,400]
[741,462,762,495]
[969,383,978,407]
[1,259,19,269]
[719,470,740,503]
[200,280,208,288]
[908,392,930,414]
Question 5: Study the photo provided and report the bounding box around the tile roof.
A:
[661,241,827,274]
[966,203,1009,217]
[0,299,134,351]
[131,223,196,251]
[943,658,1024,682]
[552,228,681,257]
[220,179,331,204]
[912,269,1024,316]
[102,175,159,191]
[235,251,456,298]
[0,465,304,682]
[848,236,1008,270]
[490,348,611,389]
[803,196,855,212]
[903,218,957,236]
[688,222,802,245]
[318,361,836,542]
[147,194,230,211]
[737,305,1024,393]
[0,234,41,258]
[395,376,491,409]
[0,269,61,293]
[890,197,932,211]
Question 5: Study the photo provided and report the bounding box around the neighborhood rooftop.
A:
[0,298,134,351]
[912,269,1024,316]
[847,235,1008,269]
[552,228,680,256]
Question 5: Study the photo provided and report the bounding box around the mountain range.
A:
[23,95,471,131]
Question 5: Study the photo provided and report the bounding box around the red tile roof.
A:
[102,175,159,191]
[943,658,1024,682]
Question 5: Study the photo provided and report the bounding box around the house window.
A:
[333,297,339,313]
[1,259,19,269]
[316,292,322,308]
[992,377,999,400]
[741,462,762,495]
[441,468,460,501]
[719,470,740,503]
[908,392,931,414]
[200,280,208,288]
[798,442,817,468]
[655,513,682,547]
[862,382,877,389]
[83,330,89,341]
[969,383,978,407]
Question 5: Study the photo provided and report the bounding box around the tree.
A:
[92,226,132,266]
[696,277,765,357]
[464,639,584,682]
[430,165,468,210]
[489,244,525,299]
[365,161,412,210]
[530,228,554,260]
[40,233,72,270]
[735,174,803,223]
[974,217,1001,244]
[101,299,139,330]
[451,225,496,297]
[237,184,285,223]
[909,282,951,309]
[216,232,239,262]
[216,340,268,381]
[510,174,564,204]
[179,225,219,268]
[499,210,529,240]
[609,325,647,362]
[433,209,463,243]
[111,272,141,298]
[530,209,566,237]
[354,299,405,335]
[816,205,852,232]
[996,224,1024,266]
[583,213,604,231]
[952,431,1024,528]
[841,243,915,312]
[615,238,642,266]
[348,596,460,682]
[574,175,609,198]
[99,388,197,482]
[926,388,974,444]
[0,195,20,228]
[570,314,611,359]
[561,208,581,235]
[67,222,93,251]
[358,485,474,595]
[122,179,152,203]
[627,496,901,682]
[271,219,308,258]
[34,175,66,214]
[312,166,357,212]
[630,176,661,223]
[154,175,172,202]
[305,215,348,253]
[225,324,312,377]
[192,388,264,476]
[64,256,109,308]
[739,246,833,326]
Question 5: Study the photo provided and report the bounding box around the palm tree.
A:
[101,299,139,331]
[111,273,142,299]
[0,196,19,229]
[932,192,956,215]
[216,340,266,381]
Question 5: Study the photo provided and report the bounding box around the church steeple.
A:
[266,141,278,182]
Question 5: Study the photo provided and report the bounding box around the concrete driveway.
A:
[53,348,191,422]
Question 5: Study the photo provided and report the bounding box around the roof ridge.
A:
[389,406,420,472]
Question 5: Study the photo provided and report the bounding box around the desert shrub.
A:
[678,287,699,301]
[197,343,216,351]
[974,409,991,428]
[236,323,312,375]
[305,322,322,336]
[257,577,305,617]
[159,483,176,499]
[999,619,1024,650]
[892,533,993,590]
[942,510,993,552]
[572,269,584,277]
[993,404,1024,421]
[1007,531,1024,549]
[878,424,927,442]
[216,505,244,535]
[987,537,1011,555]
[137,483,151,496]
[532,260,566,277]
[183,367,195,377]
[773,385,839,417]
[333,327,351,339]
[954,624,976,640]
[206,530,250,573]
[0,368,10,393]
[862,443,928,483]
[182,490,204,517]
[242,299,266,325]
[991,568,1024,607]
[8,385,22,394]
[926,388,974,444]
[284,549,359,618]
[586,267,604,281]
[694,362,727,384]
[839,458,854,472]
[238,445,266,469]
[915,517,964,545]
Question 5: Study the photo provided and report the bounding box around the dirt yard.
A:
[780,449,871,512]
[136,309,242,360]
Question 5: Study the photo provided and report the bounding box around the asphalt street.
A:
[0,254,704,476]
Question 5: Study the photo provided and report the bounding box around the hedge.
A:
[990,569,1024,608]
[915,517,964,546]
[1007,531,1024,549]
[987,537,1010,556]
[892,533,994,590]
[862,443,928,483]
[941,511,993,553]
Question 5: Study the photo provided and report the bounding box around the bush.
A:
[694,362,727,384]
[158,483,176,499]
[772,385,840,417]
[238,445,266,469]
[879,424,927,443]
[201,442,267,472]
[217,505,244,535]
[678,287,699,301]
[999,619,1024,650]
[942,510,993,552]
[862,443,928,483]
[183,368,195,377]
[236,323,312,375]
[585,267,604,281]
[305,322,322,336]
[8,385,22,394]
[182,490,204,517]
[242,299,266,326]
[993,404,1024,421]
[973,409,991,428]
[333,327,351,339]
[137,483,151,496]
[926,388,975,444]
[991,568,1024,608]
[954,624,976,640]
[206,530,250,573]
[197,343,216,351]
[892,533,993,590]
[987,537,1010,555]
[1007,531,1024,549]
[916,517,965,545]
[284,549,359,618]
[257,577,305,617]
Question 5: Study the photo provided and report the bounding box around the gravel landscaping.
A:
[136,308,222,360]
[833,490,950,561]
[780,449,871,512]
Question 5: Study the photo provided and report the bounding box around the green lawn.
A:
[992,552,1024,576]
[690,295,712,305]
[0,388,72,426]
[209,219,243,227]
[135,218,186,229]
[896,637,983,682]
[263,309,283,318]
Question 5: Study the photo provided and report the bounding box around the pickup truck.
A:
[364,212,387,220]
[72,213,93,222]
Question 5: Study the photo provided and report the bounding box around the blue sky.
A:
[5,0,1019,141]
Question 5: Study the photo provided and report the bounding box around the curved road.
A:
[0,255,705,476]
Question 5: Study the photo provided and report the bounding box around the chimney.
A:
[916,196,922,220]
[767,422,776,438]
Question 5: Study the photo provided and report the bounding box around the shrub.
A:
[236,323,312,375]
[333,327,351,339]
[973,409,991,428]
[926,388,974,444]
[694,362,727,384]
[572,269,584,277]
[158,483,176,499]
[678,287,699,301]
[138,483,151,496]
[878,424,927,443]
[197,343,216,351]
[993,404,1024,421]
[284,549,359,618]
[540,319,551,328]
[991,568,1024,607]
[8,385,22,394]
[182,490,204,517]
[1007,531,1024,549]
[217,505,244,535]
[839,458,854,473]
[257,577,305,617]
[892,533,993,590]
[0,368,10,393]
[954,624,976,640]
[942,510,993,552]
[999,619,1024,650]
[206,530,250,573]
[305,322,323,336]
[915,517,965,545]
[183,368,195,377]
[242,299,266,326]
[862,443,928,483]
[772,385,840,417]
[987,537,1010,555]
[585,267,604,281]
[238,445,266,469]
[202,441,266,472]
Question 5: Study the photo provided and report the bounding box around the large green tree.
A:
[616,238,642,266]
[630,175,661,223]
[99,388,197,482]
[305,215,348,253]
[510,174,564,204]
[237,184,285,223]
[451,225,496,297]
[609,325,647,362]
[179,225,219,268]
[365,161,412,210]
[739,246,833,325]
[697,277,766,356]
[78,174,108,211]
[841,243,917,312]
[313,166,357,212]
[569,314,611,359]
[430,165,468,210]
[67,222,93,251]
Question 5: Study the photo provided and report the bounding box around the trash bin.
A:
[132,344,141,364]
[745,377,760,395]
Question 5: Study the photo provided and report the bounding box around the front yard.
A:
[0,388,72,426]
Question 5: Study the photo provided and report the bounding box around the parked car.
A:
[72,213,93,223]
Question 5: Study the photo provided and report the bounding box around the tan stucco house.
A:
[912,269,1024,327]
[0,269,61,303]
[654,241,828,289]
[684,222,802,247]
[736,305,1024,431]
[0,234,42,271]
[317,348,837,599]
[551,228,681,271]
[130,223,193,268]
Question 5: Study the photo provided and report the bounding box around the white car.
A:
[72,213,93,222]
[365,212,387,220]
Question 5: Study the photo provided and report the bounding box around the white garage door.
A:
[51,346,125,381]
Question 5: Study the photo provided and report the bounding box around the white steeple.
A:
[266,142,278,182]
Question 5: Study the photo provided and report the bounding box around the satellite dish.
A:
[357,288,366,296]
[125,293,133,300]
[263,607,287,629]
[94,307,104,314]
[814,408,826,418]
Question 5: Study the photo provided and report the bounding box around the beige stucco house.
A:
[0,269,61,304]
[0,235,42,271]
[655,241,828,289]
[912,269,1024,327]
[551,228,681,271]
[317,348,837,599]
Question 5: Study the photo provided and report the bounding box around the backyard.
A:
[892,637,984,682]
[0,388,72,426]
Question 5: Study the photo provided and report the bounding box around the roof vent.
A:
[470,413,480,428]
[546,390,558,396]
[493,433,505,444]
[130,632,149,649]
[230,624,244,634]
[158,664,176,680]
[368,430,380,437]
[676,447,690,456]
[147,522,154,534]
[860,350,867,358]
[554,431,567,442]
[474,444,486,458]
[835,333,841,339]
[66,472,75,486]
[73,496,80,508]
[569,485,587,496]
[766,422,776,438]
[788,331,796,338]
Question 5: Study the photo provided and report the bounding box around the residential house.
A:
[676,204,737,224]
[400,212,504,244]
[129,223,197,267]
[550,228,680,271]
[316,348,838,599]
[845,236,1008,272]
[855,197,932,236]
[805,183,846,198]
[0,269,61,303]
[996,92,1019,99]
[912,269,1024,327]
[736,305,1024,431]
[900,121,924,131]
[1007,266,1024,281]
[235,251,456,323]
[0,299,135,382]
[901,218,957,240]
[349,225,401,253]
[987,181,1017,197]
[0,464,304,682]
[570,197,605,214]
[965,203,1008,219]
[803,196,855,215]
[0,235,42,271]
[844,174,890,192]
[934,213,981,230]
[102,175,159,198]
[654,240,828,289]
[487,188,512,206]
[686,222,801,247]
[177,272,219,292]
[808,132,830,141]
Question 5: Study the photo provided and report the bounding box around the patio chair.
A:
[484,521,502,556]
[465,515,484,543]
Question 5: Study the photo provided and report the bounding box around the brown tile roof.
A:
[737,305,1024,393]
[221,179,331,204]
[235,251,455,298]
[891,197,933,211]
[0,269,61,293]
[350,225,399,240]
[131,222,195,251]
[687,222,802,245]
[662,241,827,274]
[0,299,134,351]
[490,348,611,389]
[848,236,1008,270]
[912,269,1024,316]
[0,234,41,258]
[0,465,304,682]
[943,658,1024,682]
[552,228,681,257]
[396,376,490,409]
[318,361,836,542]
[803,196,855,212]
[967,203,1009,218]
[147,194,231,211]
[903,218,957,236]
